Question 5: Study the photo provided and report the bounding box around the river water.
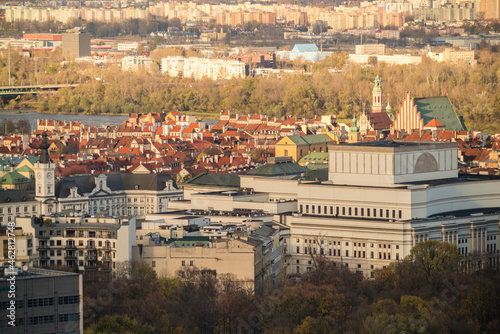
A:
[0,110,128,130]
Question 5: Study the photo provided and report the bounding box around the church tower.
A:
[372,75,383,113]
[35,132,56,214]
[348,115,361,143]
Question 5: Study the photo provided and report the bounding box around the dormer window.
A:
[134,184,140,190]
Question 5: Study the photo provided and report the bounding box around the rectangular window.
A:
[380,209,383,217]
[312,206,315,214]
[392,210,396,218]
[324,206,327,214]
[374,209,376,217]
[190,261,194,266]
[300,205,303,213]
[297,246,300,254]
[317,206,321,214]
[342,207,345,215]
[371,252,374,258]
[361,208,364,216]
[181,260,185,266]
[330,207,333,215]
[348,207,352,215]
[305,205,309,214]
[345,250,349,257]
[336,207,339,215]
[363,251,366,258]
[354,250,357,257]
[386,210,389,218]
[367,208,370,217]
[399,210,402,219]
[354,208,358,216]
[152,261,156,268]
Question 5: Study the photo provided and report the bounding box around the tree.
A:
[406,240,460,278]
[16,119,31,134]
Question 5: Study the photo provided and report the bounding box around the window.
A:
[358,264,361,269]
[330,207,333,215]
[152,261,156,268]
[190,261,194,266]
[305,205,309,214]
[181,261,185,266]
[345,250,349,257]
[392,210,396,218]
[396,253,399,260]
[386,210,389,218]
[312,206,315,214]
[299,205,303,213]
[399,210,402,219]
[371,252,374,259]
[296,246,300,253]
[348,207,352,215]
[361,208,364,216]
[342,207,345,215]
[367,208,370,217]
[318,206,321,214]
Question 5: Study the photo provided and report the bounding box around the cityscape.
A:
[0,0,500,333]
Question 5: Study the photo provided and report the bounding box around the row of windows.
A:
[59,295,80,305]
[297,247,399,260]
[297,239,399,250]
[59,313,80,323]
[0,206,37,215]
[28,298,54,308]
[181,260,194,266]
[27,315,55,325]
[0,300,24,309]
[299,204,403,219]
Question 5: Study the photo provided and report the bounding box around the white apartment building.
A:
[349,54,422,65]
[162,56,246,80]
[16,215,136,275]
[121,55,154,72]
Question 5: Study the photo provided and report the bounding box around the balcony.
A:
[85,245,96,250]
[39,255,50,260]
[64,245,77,250]
[85,255,97,260]
[64,254,77,260]
[84,265,97,270]
[36,245,49,251]
[102,246,111,250]
[38,234,50,240]
[101,256,112,261]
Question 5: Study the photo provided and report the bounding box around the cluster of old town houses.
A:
[0,76,499,298]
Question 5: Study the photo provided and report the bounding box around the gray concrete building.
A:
[0,267,82,333]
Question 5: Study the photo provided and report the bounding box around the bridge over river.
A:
[0,84,79,96]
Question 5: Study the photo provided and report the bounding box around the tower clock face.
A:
[37,172,42,178]
[47,172,52,178]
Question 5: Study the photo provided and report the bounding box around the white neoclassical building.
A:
[178,141,500,278]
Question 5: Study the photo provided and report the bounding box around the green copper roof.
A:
[166,236,211,247]
[184,172,240,188]
[414,96,467,131]
[0,171,31,185]
[349,115,359,133]
[373,75,382,91]
[15,165,33,172]
[298,152,329,165]
[280,134,335,146]
[246,161,308,176]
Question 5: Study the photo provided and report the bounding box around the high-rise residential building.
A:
[477,0,500,19]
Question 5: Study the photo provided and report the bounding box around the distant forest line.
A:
[1,49,500,133]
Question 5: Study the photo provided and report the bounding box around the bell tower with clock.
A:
[35,132,56,214]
